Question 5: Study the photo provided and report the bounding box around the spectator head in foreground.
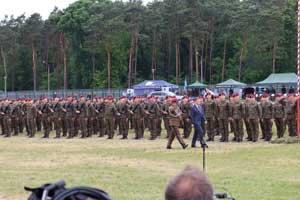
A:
[165,166,214,200]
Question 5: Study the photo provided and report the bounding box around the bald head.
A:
[165,166,213,200]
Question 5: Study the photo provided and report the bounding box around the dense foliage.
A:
[0,0,297,91]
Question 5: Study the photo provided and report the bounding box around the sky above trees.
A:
[0,0,152,19]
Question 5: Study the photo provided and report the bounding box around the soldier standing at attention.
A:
[65,96,79,139]
[96,97,106,137]
[39,97,54,138]
[245,94,261,142]
[217,93,230,142]
[61,98,68,137]
[117,96,130,139]
[203,93,217,141]
[167,98,188,149]
[1,99,12,137]
[229,93,244,142]
[260,93,274,141]
[53,97,65,138]
[273,93,285,138]
[35,100,42,132]
[145,95,161,140]
[243,95,252,141]
[78,96,88,138]
[285,93,297,137]
[180,96,192,139]
[24,98,37,138]
[130,96,145,139]
[104,95,119,139]
[214,95,220,136]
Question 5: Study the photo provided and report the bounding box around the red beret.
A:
[147,95,154,100]
[106,95,113,100]
[205,92,212,97]
[248,94,255,98]
[214,96,219,99]
[275,93,282,98]
[232,93,240,97]
[219,92,225,97]
[288,93,296,97]
[171,99,177,104]
[261,93,269,98]
[119,96,126,100]
[182,95,189,100]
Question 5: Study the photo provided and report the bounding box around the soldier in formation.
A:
[0,92,297,145]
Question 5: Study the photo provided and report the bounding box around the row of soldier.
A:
[0,92,298,145]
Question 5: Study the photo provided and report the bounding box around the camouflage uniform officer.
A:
[229,93,244,142]
[65,96,79,138]
[273,93,285,138]
[117,96,130,139]
[285,93,297,137]
[73,98,80,137]
[39,97,54,138]
[180,96,192,139]
[130,96,145,139]
[145,96,161,140]
[53,97,65,138]
[25,99,37,137]
[243,95,252,141]
[104,96,119,139]
[162,96,172,138]
[11,100,21,135]
[78,96,88,138]
[87,98,98,137]
[217,93,230,142]
[166,98,188,149]
[96,97,106,137]
[61,98,68,137]
[214,96,220,136]
[203,93,217,141]
[35,100,42,132]
[1,99,12,137]
[245,94,261,142]
[260,94,274,141]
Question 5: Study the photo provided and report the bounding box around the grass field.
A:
[0,130,299,200]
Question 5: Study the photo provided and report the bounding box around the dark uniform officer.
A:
[180,96,192,139]
[260,93,274,141]
[203,93,217,141]
[217,93,230,142]
[167,98,188,149]
[273,93,285,138]
[229,93,244,142]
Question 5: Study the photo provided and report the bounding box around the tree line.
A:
[0,0,297,92]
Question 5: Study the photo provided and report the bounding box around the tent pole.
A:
[297,0,300,137]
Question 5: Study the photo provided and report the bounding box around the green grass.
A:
[0,129,299,200]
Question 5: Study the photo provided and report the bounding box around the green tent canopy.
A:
[216,79,247,88]
[256,73,297,85]
[187,81,207,88]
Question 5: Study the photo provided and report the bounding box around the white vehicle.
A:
[148,91,183,100]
